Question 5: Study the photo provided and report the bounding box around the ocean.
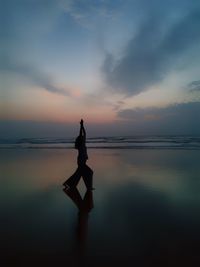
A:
[1,135,200,149]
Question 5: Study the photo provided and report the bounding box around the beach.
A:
[1,148,200,266]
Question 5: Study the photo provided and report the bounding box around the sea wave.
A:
[0,136,200,149]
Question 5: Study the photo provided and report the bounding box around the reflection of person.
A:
[63,187,94,241]
[63,187,94,265]
[63,120,94,190]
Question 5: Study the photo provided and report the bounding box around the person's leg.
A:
[63,167,82,188]
[82,165,93,190]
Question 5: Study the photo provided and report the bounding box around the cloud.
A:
[102,1,200,96]
[188,80,200,92]
[0,0,70,96]
[0,57,70,96]
[117,102,200,134]
[61,0,121,26]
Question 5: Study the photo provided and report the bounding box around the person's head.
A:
[75,135,84,149]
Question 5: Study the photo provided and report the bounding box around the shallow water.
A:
[1,149,200,266]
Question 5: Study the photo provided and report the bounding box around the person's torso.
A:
[78,145,88,160]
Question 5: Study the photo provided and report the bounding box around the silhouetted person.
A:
[63,119,94,190]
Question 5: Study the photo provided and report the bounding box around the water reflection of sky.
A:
[1,149,200,266]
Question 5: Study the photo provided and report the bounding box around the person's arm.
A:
[80,119,86,140]
[79,122,82,136]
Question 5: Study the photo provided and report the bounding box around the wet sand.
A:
[1,148,200,266]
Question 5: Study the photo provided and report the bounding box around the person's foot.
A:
[63,183,70,190]
[87,187,95,190]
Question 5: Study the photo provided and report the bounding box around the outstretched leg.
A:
[63,167,82,188]
[82,165,93,190]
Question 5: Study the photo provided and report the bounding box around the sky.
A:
[1,0,200,137]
